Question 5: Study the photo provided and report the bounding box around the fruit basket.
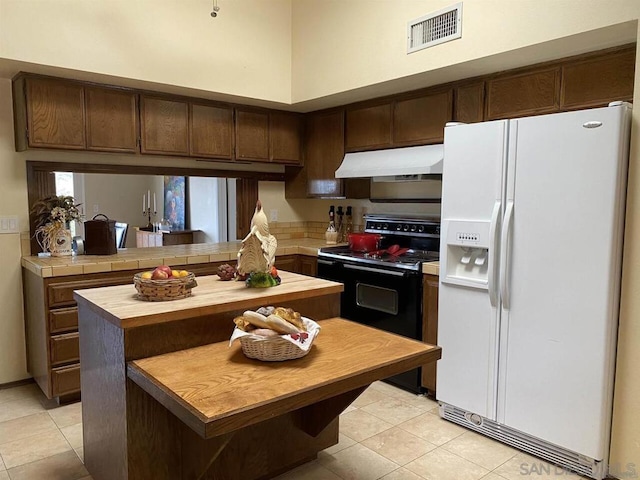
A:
[133,272,197,301]
[230,317,321,361]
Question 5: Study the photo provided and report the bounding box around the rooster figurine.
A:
[237,200,278,277]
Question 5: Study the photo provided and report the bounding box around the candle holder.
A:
[142,190,157,230]
[143,208,157,230]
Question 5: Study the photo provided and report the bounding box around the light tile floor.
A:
[0,381,589,480]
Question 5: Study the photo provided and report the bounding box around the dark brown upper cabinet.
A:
[270,112,303,165]
[140,95,189,156]
[235,108,303,165]
[560,46,635,110]
[189,103,234,160]
[454,82,485,123]
[345,103,392,152]
[14,76,85,151]
[393,90,453,145]
[286,109,369,199]
[345,89,453,152]
[235,108,270,162]
[486,68,561,120]
[85,87,138,153]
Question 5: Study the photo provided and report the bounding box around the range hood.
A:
[335,144,444,179]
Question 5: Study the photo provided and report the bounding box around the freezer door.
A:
[437,120,508,419]
[497,105,629,460]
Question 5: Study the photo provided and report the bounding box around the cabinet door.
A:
[140,96,189,155]
[235,109,269,162]
[275,255,297,273]
[86,87,138,152]
[421,274,439,394]
[190,103,234,159]
[305,110,345,197]
[393,90,452,145]
[298,256,317,277]
[26,77,85,149]
[486,68,560,120]
[345,103,392,152]
[270,112,302,165]
[454,82,485,123]
[560,47,635,110]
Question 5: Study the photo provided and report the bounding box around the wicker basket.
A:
[133,272,197,301]
[238,318,319,361]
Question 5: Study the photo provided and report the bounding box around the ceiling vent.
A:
[407,3,462,54]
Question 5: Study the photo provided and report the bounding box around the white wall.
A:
[0,79,28,384]
[292,1,639,107]
[83,173,157,248]
[189,177,228,243]
[0,0,293,104]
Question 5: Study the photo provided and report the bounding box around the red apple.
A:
[151,267,170,280]
[155,265,172,276]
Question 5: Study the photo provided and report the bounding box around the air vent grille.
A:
[439,404,606,479]
[407,3,462,54]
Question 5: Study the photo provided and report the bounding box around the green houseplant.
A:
[30,195,83,256]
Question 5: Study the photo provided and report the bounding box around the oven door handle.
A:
[343,263,408,277]
[317,259,339,267]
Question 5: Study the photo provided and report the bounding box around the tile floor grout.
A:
[0,381,588,480]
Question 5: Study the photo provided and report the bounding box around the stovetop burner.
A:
[319,246,438,271]
[318,214,440,272]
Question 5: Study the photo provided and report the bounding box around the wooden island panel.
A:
[76,271,343,480]
[125,318,441,479]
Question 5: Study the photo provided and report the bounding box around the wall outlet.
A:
[270,209,278,222]
[93,204,100,213]
[0,216,19,234]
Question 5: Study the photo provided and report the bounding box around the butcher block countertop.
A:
[22,238,334,278]
[73,270,343,329]
[127,317,442,439]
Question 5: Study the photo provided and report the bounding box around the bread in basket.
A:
[229,307,320,361]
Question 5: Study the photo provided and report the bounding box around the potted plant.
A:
[30,195,83,256]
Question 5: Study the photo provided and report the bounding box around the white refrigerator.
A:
[437,102,631,479]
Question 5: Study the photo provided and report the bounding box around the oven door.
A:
[340,263,422,340]
[318,258,424,393]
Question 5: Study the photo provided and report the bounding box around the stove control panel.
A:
[365,219,440,238]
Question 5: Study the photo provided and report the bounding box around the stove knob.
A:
[383,223,389,230]
[403,224,410,232]
[410,225,417,232]
[396,224,402,231]
[418,225,425,233]
[377,223,383,229]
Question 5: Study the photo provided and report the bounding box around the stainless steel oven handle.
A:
[343,264,407,277]
[317,259,338,266]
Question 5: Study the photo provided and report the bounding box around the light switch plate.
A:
[0,215,19,234]
[270,209,278,222]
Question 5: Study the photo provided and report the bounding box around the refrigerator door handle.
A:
[500,200,514,310]
[488,200,501,307]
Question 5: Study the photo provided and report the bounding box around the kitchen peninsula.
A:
[74,271,441,479]
[21,239,328,400]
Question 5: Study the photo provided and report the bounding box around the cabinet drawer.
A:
[49,307,78,334]
[51,364,80,396]
[47,276,133,308]
[50,333,80,366]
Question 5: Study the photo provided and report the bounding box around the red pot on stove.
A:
[347,233,382,252]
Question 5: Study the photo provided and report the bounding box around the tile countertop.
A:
[22,239,336,278]
[22,239,441,278]
[422,262,440,276]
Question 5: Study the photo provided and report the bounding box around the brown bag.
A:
[84,214,117,255]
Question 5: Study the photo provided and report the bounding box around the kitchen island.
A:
[75,270,441,479]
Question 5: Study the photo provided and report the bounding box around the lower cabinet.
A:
[421,273,439,395]
[275,254,318,277]
[22,261,225,400]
